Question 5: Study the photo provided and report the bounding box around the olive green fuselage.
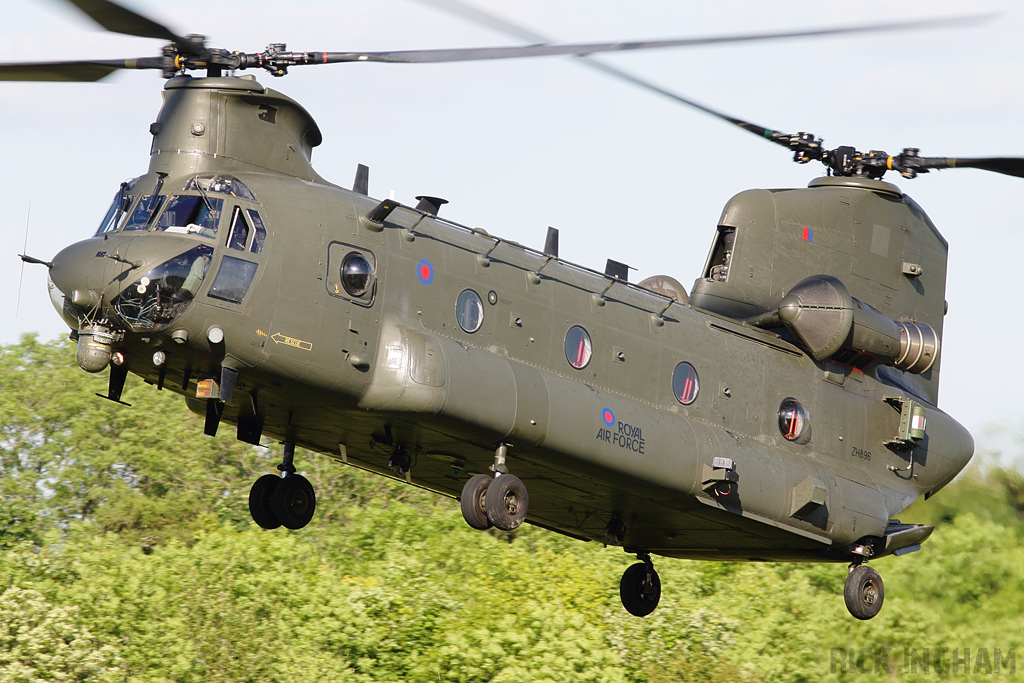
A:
[48,76,973,563]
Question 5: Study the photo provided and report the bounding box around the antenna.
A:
[16,199,31,318]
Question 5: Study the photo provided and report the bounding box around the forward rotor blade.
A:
[323,15,982,65]
[0,58,163,82]
[62,0,202,55]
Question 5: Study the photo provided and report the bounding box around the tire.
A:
[271,473,317,530]
[460,474,493,530]
[249,474,281,530]
[620,562,661,617]
[484,474,529,531]
[844,565,884,620]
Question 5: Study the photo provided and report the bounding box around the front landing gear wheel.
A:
[460,474,493,530]
[272,473,317,530]
[485,474,529,531]
[249,474,281,529]
[845,565,884,620]
[620,561,661,617]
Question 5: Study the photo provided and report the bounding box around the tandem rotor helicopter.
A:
[7,0,1023,620]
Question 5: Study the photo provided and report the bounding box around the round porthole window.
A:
[779,398,811,443]
[672,362,699,405]
[456,289,484,333]
[340,252,375,297]
[565,325,593,369]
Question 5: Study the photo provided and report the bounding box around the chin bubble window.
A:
[779,398,811,444]
[565,325,593,369]
[456,289,484,333]
[112,244,213,330]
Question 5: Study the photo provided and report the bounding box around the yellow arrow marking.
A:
[270,332,313,351]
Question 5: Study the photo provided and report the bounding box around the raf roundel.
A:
[601,408,616,427]
[416,258,434,285]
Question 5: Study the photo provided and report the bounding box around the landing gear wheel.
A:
[460,474,493,530]
[844,565,884,620]
[271,474,317,530]
[249,474,281,530]
[484,474,529,531]
[620,561,661,617]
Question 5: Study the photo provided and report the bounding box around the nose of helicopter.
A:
[48,237,124,310]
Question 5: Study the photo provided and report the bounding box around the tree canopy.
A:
[2,335,1022,682]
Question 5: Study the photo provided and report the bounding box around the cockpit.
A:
[93,174,267,331]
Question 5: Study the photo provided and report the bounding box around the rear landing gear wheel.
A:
[620,560,661,617]
[249,474,281,530]
[460,474,493,530]
[485,474,529,531]
[271,473,317,530]
[844,564,884,620]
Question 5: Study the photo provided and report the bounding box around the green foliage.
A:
[0,585,123,682]
[3,336,1024,682]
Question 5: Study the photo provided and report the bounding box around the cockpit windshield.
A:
[155,195,224,237]
[122,195,165,231]
[94,175,255,238]
[94,177,140,235]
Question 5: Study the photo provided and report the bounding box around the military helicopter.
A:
[7,0,1022,621]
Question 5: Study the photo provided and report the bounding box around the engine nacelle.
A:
[777,275,938,374]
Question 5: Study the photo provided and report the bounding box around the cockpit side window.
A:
[155,195,223,238]
[226,206,249,251]
[248,209,267,255]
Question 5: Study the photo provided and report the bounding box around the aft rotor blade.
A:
[913,156,1024,178]
[63,0,202,55]
[317,17,979,65]
[0,58,164,82]
[580,60,793,147]
[414,2,979,150]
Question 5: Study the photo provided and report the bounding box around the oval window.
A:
[456,289,484,333]
[779,398,811,443]
[672,362,699,405]
[565,325,593,369]
[341,252,375,297]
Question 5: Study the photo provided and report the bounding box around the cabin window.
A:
[779,398,811,444]
[155,195,223,237]
[208,256,258,304]
[672,362,700,405]
[326,242,377,306]
[341,253,375,297]
[456,289,484,333]
[565,325,593,369]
